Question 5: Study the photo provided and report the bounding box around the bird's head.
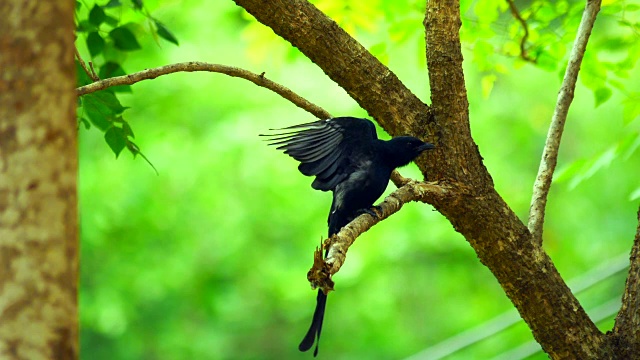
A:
[384,136,435,168]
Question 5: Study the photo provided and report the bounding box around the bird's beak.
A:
[418,143,436,152]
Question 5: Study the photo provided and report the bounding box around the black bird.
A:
[263,117,435,356]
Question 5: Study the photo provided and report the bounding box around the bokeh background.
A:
[77,0,640,359]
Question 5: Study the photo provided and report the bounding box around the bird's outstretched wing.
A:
[262,117,377,191]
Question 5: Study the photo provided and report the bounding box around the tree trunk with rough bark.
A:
[0,1,78,359]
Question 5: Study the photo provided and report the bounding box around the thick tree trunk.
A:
[0,1,78,359]
[423,1,607,357]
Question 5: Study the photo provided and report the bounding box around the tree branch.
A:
[528,0,602,245]
[235,0,611,356]
[74,46,99,81]
[424,0,492,185]
[505,0,536,64]
[425,0,607,356]
[307,180,454,293]
[611,207,640,356]
[76,61,331,120]
[233,0,431,139]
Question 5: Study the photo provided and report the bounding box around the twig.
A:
[390,169,411,188]
[74,46,99,81]
[505,0,536,63]
[306,180,452,293]
[88,61,100,81]
[76,61,331,120]
[528,0,602,245]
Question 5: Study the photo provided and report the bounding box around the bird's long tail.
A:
[298,289,327,357]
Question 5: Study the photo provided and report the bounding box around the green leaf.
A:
[99,61,126,79]
[89,5,106,26]
[154,20,179,46]
[82,96,112,130]
[101,42,127,65]
[99,62,132,93]
[122,120,135,138]
[132,0,143,10]
[95,90,127,114]
[104,0,121,8]
[126,141,158,174]
[81,91,127,130]
[594,87,612,107]
[105,126,126,158]
[110,26,141,51]
[76,1,82,10]
[76,20,97,33]
[87,31,105,57]
[104,15,119,27]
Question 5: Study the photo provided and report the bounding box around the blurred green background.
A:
[77,0,640,359]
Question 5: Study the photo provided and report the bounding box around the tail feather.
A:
[298,289,327,357]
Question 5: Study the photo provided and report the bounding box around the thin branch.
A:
[390,169,411,188]
[76,61,331,120]
[306,180,453,293]
[528,0,602,245]
[505,0,536,64]
[612,207,640,354]
[88,61,99,80]
[74,46,99,81]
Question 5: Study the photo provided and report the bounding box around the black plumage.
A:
[263,117,435,356]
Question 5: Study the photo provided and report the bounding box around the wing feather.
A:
[262,117,378,191]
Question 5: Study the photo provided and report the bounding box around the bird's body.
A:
[264,117,434,356]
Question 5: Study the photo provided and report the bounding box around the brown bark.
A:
[611,208,640,356]
[424,0,606,357]
[234,0,619,357]
[0,1,78,359]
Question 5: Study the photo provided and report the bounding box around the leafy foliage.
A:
[75,0,179,167]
